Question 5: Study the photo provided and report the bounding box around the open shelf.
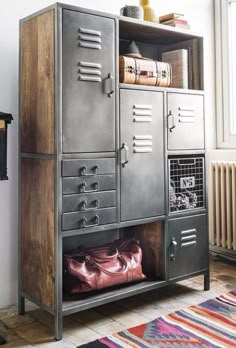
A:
[62,280,166,316]
[119,17,201,45]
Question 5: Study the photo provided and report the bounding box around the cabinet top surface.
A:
[20,2,203,41]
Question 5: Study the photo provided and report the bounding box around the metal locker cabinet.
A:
[167,93,204,150]
[62,10,115,153]
[168,214,208,280]
[120,89,165,222]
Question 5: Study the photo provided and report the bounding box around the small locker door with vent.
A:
[62,10,115,153]
[120,89,165,222]
[167,93,204,150]
[168,214,208,280]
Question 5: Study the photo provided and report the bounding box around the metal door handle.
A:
[104,73,114,98]
[121,142,129,167]
[80,165,99,176]
[80,199,99,211]
[170,237,178,261]
[81,215,99,228]
[80,182,99,193]
[168,111,176,132]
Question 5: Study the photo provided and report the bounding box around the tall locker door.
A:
[120,89,165,222]
[62,10,115,153]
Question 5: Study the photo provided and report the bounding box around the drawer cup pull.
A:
[81,215,99,228]
[80,182,99,193]
[80,199,100,211]
[80,165,99,176]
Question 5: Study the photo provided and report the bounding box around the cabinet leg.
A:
[204,272,210,291]
[55,312,63,341]
[18,294,25,315]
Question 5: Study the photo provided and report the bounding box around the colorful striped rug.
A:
[79,290,236,348]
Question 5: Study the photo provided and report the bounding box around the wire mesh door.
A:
[169,155,205,213]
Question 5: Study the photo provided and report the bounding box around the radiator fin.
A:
[210,161,236,251]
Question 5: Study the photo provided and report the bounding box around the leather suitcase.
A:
[119,55,172,87]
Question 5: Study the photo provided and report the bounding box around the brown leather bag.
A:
[64,239,146,295]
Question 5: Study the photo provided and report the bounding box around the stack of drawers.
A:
[62,158,117,231]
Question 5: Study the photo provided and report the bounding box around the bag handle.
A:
[86,254,128,276]
[65,245,119,262]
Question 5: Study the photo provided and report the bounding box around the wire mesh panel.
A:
[169,155,205,213]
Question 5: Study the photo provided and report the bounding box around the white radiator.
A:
[209,161,236,251]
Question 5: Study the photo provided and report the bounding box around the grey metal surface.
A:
[62,191,116,213]
[167,93,204,150]
[62,174,115,194]
[120,89,165,222]
[62,10,115,153]
[62,207,117,230]
[120,84,205,95]
[19,2,209,340]
[62,158,115,177]
[168,214,208,280]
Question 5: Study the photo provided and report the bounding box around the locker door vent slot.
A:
[78,61,102,83]
[78,27,102,50]
[133,104,152,123]
[133,135,152,154]
[181,228,197,248]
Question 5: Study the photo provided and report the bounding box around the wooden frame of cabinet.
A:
[19,3,209,340]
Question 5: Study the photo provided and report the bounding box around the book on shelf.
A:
[162,49,188,89]
[165,23,190,30]
[160,38,201,90]
[159,12,184,23]
[161,18,188,25]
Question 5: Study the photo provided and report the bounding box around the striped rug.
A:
[79,290,236,348]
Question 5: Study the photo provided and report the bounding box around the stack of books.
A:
[159,13,190,30]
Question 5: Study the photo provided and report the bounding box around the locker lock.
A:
[170,237,177,261]
[168,111,176,132]
[104,73,114,98]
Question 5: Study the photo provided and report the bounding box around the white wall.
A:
[0,0,215,307]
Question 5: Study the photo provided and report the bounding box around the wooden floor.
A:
[0,255,236,347]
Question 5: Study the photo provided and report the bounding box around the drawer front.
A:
[62,191,116,213]
[62,208,117,231]
[62,175,116,195]
[168,214,208,280]
[62,158,116,177]
[167,93,204,150]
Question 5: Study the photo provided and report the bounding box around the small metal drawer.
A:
[62,207,117,231]
[62,190,116,213]
[62,158,115,177]
[62,175,116,195]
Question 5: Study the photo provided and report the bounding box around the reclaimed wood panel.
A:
[20,11,55,154]
[20,158,55,309]
[124,222,163,278]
